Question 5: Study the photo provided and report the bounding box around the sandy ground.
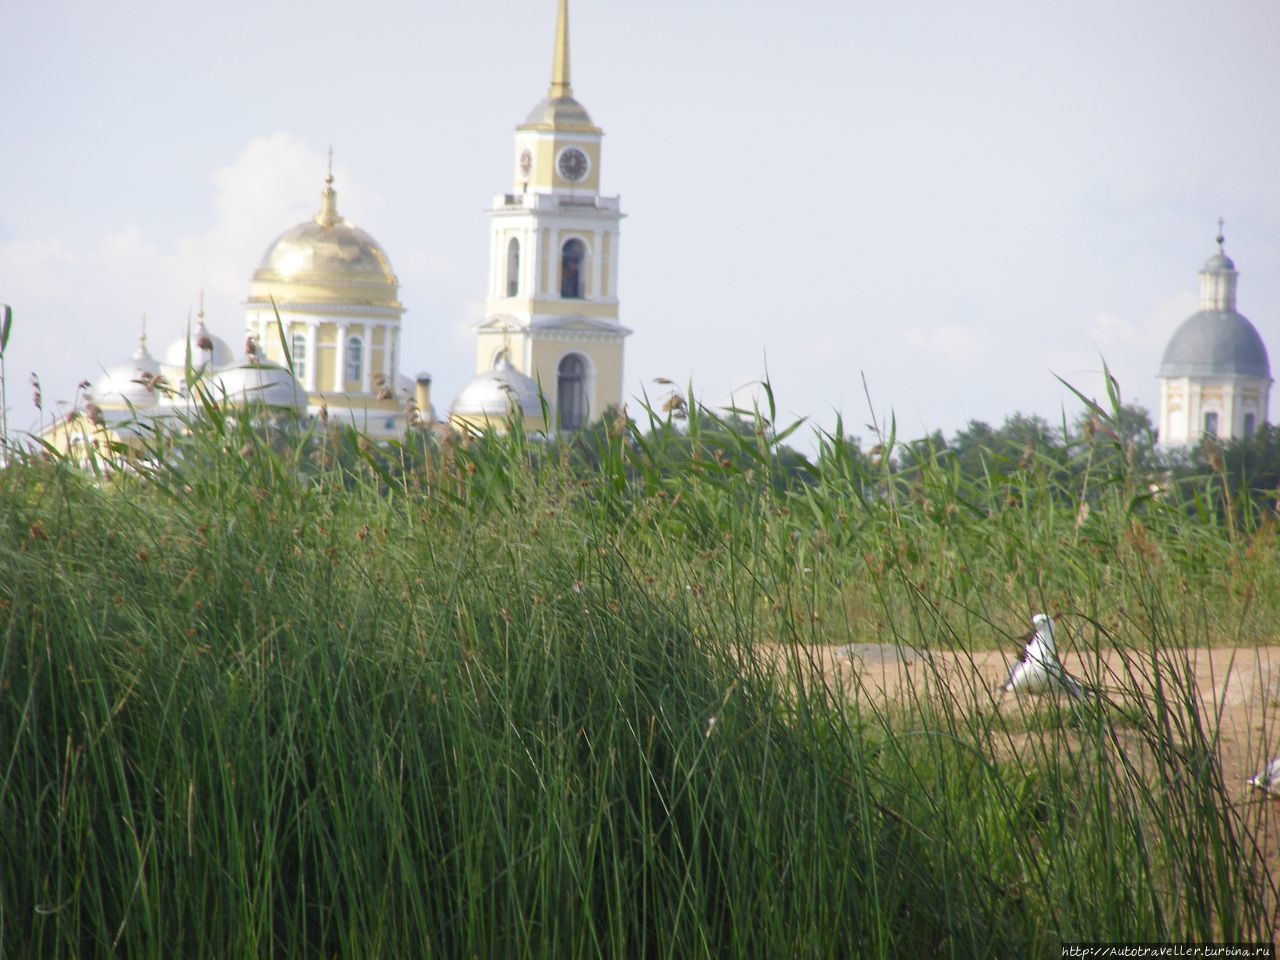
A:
[810,641,1280,792]
[766,639,1280,927]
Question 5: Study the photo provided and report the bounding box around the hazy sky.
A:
[3,0,1278,446]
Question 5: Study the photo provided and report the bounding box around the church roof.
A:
[92,338,163,410]
[1159,309,1270,379]
[249,171,401,308]
[451,354,543,418]
[518,0,600,134]
[1202,251,1236,273]
[1159,230,1270,381]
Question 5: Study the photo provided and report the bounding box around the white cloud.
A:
[1088,310,1138,347]
[0,133,349,432]
[897,323,985,362]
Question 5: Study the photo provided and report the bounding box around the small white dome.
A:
[451,355,542,418]
[91,342,164,410]
[206,360,306,412]
[162,319,235,374]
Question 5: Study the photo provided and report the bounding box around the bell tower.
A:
[472,0,630,433]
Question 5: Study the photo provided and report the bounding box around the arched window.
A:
[506,238,520,297]
[291,332,307,381]
[1203,411,1219,438]
[560,238,586,299]
[346,336,363,383]
[557,353,586,432]
[1245,413,1257,439]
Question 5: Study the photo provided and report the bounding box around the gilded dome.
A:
[249,176,401,308]
[521,94,598,132]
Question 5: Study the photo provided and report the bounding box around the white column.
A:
[548,228,560,296]
[305,321,318,392]
[591,229,602,300]
[361,324,373,394]
[609,230,621,300]
[524,225,536,297]
[334,323,348,391]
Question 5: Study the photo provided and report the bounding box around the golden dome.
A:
[248,175,401,309]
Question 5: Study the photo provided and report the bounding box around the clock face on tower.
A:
[519,149,532,178]
[557,147,590,183]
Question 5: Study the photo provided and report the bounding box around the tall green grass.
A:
[0,390,1276,957]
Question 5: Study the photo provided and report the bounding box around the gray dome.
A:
[451,356,542,418]
[1159,309,1270,379]
[1202,251,1236,273]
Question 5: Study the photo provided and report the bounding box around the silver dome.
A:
[162,320,236,373]
[451,356,542,418]
[206,361,306,412]
[1158,309,1270,379]
[92,344,163,410]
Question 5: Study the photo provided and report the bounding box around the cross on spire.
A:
[326,146,334,185]
[1217,216,1226,250]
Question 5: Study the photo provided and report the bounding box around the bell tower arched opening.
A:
[557,352,587,431]
[560,238,586,299]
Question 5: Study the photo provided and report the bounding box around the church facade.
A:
[46,0,625,455]
[1157,230,1272,446]
[450,0,630,434]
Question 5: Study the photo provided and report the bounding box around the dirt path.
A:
[809,641,1280,794]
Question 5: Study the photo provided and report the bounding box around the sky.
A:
[3,0,1279,448]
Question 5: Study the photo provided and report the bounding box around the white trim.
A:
[334,324,348,391]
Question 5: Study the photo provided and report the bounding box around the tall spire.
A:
[550,0,572,98]
[316,149,340,227]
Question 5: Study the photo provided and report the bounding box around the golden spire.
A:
[139,313,148,351]
[316,148,340,227]
[549,0,572,98]
[196,290,205,325]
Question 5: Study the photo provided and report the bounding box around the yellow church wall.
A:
[519,138,601,194]
[248,282,401,309]
[496,299,619,320]
[315,350,336,393]
[530,339,623,423]
[475,332,513,374]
